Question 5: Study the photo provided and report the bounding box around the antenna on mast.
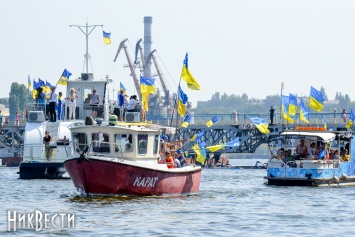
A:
[69,22,103,73]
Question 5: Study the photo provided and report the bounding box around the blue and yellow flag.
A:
[28,75,31,89]
[288,93,297,116]
[38,78,45,87]
[281,95,294,124]
[103,31,111,45]
[180,115,191,128]
[180,53,200,90]
[206,138,240,152]
[33,80,39,90]
[177,85,188,117]
[57,69,72,86]
[250,117,270,134]
[309,86,324,112]
[206,115,218,127]
[140,76,156,112]
[300,99,309,123]
[191,130,205,142]
[120,82,127,93]
[192,141,207,164]
[346,109,355,129]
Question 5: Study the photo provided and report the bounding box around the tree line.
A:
[0,82,353,116]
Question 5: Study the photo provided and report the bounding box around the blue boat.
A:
[265,127,355,186]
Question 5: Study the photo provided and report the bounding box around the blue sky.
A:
[1,0,355,107]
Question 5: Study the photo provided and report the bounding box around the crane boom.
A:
[113,39,141,96]
[146,50,170,105]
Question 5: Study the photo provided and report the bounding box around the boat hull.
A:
[64,158,202,196]
[18,162,67,179]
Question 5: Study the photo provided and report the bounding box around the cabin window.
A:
[114,133,133,153]
[138,134,148,155]
[73,132,87,152]
[153,134,159,155]
[92,133,110,153]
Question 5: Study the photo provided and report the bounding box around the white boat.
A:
[265,127,355,186]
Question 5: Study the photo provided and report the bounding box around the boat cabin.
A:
[71,125,161,160]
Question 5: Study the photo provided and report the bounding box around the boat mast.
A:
[70,22,103,73]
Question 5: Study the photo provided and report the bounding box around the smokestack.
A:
[143,16,152,77]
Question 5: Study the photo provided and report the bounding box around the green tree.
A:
[0,98,9,105]
[8,82,27,116]
[320,86,328,101]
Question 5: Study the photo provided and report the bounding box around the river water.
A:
[1,159,355,236]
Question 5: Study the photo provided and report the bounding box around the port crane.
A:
[113,38,141,96]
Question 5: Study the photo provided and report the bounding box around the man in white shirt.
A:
[48,86,58,122]
[126,95,140,112]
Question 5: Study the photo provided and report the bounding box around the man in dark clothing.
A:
[269,106,275,125]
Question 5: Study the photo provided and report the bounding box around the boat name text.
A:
[133,177,158,187]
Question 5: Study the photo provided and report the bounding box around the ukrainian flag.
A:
[38,78,45,87]
[288,93,297,116]
[120,82,127,93]
[205,115,218,127]
[206,138,240,152]
[281,95,294,124]
[250,117,270,134]
[180,115,191,128]
[177,86,188,117]
[57,69,72,86]
[193,141,207,164]
[180,53,200,90]
[309,86,324,112]
[190,130,204,142]
[28,75,31,89]
[33,80,39,90]
[140,76,156,111]
[103,31,111,45]
[346,109,355,129]
[300,99,309,123]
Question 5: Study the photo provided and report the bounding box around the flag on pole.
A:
[177,86,188,117]
[205,116,218,127]
[190,130,205,142]
[103,31,111,45]
[309,86,324,112]
[28,75,31,89]
[346,109,355,129]
[57,69,72,86]
[140,76,156,112]
[281,95,294,124]
[180,53,200,90]
[300,99,309,123]
[120,82,127,93]
[206,138,240,152]
[249,117,270,134]
[180,115,191,128]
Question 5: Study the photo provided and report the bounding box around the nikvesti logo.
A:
[7,210,75,233]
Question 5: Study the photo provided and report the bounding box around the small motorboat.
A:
[64,116,202,196]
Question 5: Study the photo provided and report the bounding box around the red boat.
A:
[64,119,202,196]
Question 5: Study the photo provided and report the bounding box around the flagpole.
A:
[279,82,284,124]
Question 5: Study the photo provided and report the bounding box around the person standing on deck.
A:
[90,89,100,119]
[118,89,125,121]
[57,92,63,121]
[48,86,58,122]
[43,131,53,162]
[269,106,275,125]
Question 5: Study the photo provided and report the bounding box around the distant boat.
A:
[265,127,355,186]
[64,117,202,196]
